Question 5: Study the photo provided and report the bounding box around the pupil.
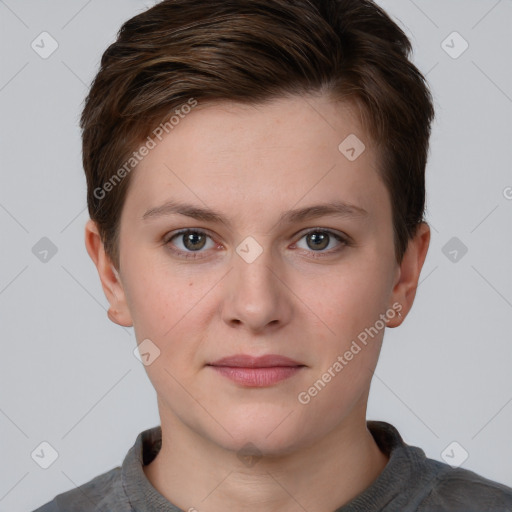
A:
[308,232,328,250]
[184,232,206,251]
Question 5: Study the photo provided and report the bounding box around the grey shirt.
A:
[32,420,512,511]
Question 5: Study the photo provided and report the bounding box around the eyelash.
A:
[163,228,351,260]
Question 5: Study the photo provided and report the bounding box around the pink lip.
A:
[210,354,303,368]
[208,354,305,387]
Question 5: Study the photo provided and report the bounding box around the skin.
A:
[85,94,430,512]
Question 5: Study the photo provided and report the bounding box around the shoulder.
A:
[31,466,130,512]
[417,456,512,511]
[31,426,161,512]
[366,421,512,512]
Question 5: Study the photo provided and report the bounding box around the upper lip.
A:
[208,354,304,368]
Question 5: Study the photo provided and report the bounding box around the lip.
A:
[208,354,305,387]
[209,354,303,368]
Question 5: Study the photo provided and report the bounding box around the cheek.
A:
[121,257,179,343]
[317,258,391,328]
[297,256,393,376]
[124,279,166,334]
[123,260,214,361]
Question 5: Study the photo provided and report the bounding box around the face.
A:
[93,94,415,455]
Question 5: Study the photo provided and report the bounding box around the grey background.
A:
[1,0,511,510]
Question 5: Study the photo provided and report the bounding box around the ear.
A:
[388,222,430,327]
[84,219,133,327]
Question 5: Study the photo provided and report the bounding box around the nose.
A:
[221,243,293,334]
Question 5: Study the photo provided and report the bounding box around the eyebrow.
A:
[142,199,368,228]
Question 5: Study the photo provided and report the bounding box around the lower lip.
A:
[209,366,303,387]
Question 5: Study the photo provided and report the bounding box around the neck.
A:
[143,410,389,512]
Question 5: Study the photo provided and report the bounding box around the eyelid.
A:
[294,226,349,241]
[291,227,350,256]
[164,227,350,259]
[164,227,216,244]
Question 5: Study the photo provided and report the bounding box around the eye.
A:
[165,229,217,259]
[293,229,348,257]
[164,228,350,260]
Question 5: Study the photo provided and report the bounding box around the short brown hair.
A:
[81,0,435,270]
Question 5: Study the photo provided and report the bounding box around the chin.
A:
[207,404,315,456]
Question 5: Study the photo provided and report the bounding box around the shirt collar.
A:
[122,425,182,511]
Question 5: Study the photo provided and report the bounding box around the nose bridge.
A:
[223,236,289,330]
[234,237,280,301]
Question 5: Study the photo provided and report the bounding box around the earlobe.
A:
[388,222,431,328]
[84,219,134,328]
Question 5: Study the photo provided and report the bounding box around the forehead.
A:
[122,94,387,226]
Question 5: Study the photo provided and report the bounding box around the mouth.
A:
[207,354,306,387]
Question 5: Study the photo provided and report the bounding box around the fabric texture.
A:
[32,420,512,511]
